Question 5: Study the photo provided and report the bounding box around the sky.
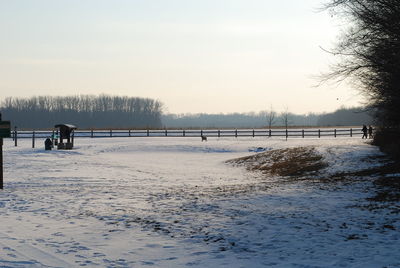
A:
[0,0,364,115]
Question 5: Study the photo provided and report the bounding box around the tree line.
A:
[162,107,372,128]
[0,95,372,129]
[0,95,163,129]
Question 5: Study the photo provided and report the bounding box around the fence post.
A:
[218,130,220,138]
[235,129,238,138]
[32,130,35,148]
[201,130,203,137]
[14,127,17,147]
[147,129,150,137]
[91,129,94,138]
[350,128,352,137]
[286,129,288,140]
[129,130,131,137]
[252,129,255,137]
[334,129,337,138]
[0,136,2,189]
[269,129,271,137]
[165,129,168,136]
[110,129,112,137]
[183,130,185,137]
[302,129,304,138]
[318,129,321,138]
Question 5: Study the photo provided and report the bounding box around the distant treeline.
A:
[316,107,373,127]
[162,107,373,128]
[162,112,318,128]
[0,95,373,129]
[0,95,163,129]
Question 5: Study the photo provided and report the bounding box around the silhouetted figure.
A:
[362,125,368,139]
[44,138,52,150]
[368,125,373,139]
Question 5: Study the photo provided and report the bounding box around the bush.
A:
[372,128,400,160]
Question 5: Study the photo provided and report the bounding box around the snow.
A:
[0,136,399,267]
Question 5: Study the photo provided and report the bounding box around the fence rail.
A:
[7,128,365,148]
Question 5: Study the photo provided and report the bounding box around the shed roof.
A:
[54,124,77,129]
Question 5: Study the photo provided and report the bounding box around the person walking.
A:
[368,125,373,139]
[362,125,368,139]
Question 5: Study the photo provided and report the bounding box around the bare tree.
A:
[266,105,276,130]
[281,107,291,141]
[321,0,400,157]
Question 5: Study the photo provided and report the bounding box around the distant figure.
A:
[44,137,53,150]
[362,125,368,139]
[201,135,207,142]
[368,125,373,139]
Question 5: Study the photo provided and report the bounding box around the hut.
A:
[53,124,77,149]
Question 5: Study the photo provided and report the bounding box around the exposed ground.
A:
[227,146,327,178]
[228,145,400,207]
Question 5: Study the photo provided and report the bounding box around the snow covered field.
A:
[1,137,399,267]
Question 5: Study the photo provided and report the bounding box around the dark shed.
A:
[54,124,77,149]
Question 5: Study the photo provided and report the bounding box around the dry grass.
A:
[228,147,400,205]
[227,146,327,178]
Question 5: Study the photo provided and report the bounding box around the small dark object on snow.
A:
[44,138,52,150]
[248,147,268,153]
[201,135,207,142]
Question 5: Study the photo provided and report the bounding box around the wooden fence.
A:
[8,128,365,148]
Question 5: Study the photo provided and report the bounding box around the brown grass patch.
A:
[227,146,327,178]
[229,146,400,205]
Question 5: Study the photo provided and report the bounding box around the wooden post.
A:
[51,130,55,145]
[350,128,352,137]
[201,130,203,137]
[110,129,112,137]
[91,129,94,138]
[183,130,185,137]
[334,129,337,138]
[235,129,238,138]
[129,130,131,137]
[252,129,255,137]
[302,129,304,138]
[14,126,17,147]
[0,113,10,190]
[0,113,3,190]
[165,129,168,136]
[218,130,220,138]
[318,129,321,138]
[286,129,288,140]
[32,130,35,148]
[56,129,59,141]
[147,129,150,137]
[0,136,2,189]
[269,129,271,137]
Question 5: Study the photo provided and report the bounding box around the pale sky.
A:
[0,0,363,114]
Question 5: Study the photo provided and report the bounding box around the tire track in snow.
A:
[0,231,73,267]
